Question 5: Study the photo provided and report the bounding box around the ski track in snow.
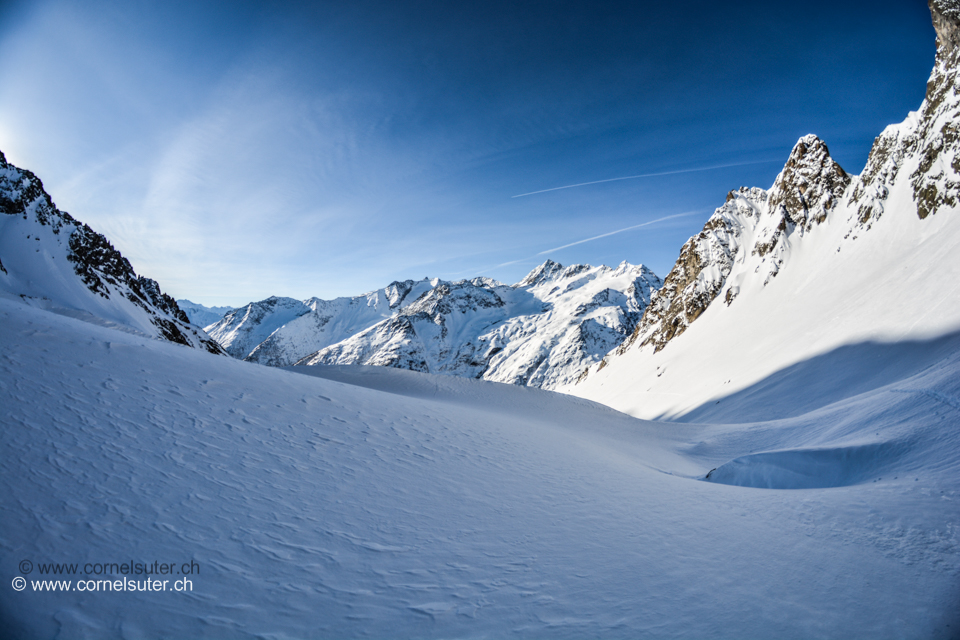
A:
[2,297,959,639]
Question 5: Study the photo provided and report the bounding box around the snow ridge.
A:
[206,278,436,366]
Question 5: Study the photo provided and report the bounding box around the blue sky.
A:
[0,0,936,306]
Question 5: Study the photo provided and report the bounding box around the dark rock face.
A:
[930,0,960,54]
[0,150,225,355]
[767,135,850,228]
[584,1,956,374]
[854,1,960,224]
[619,188,759,354]
[0,151,74,233]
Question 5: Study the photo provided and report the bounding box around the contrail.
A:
[511,159,778,198]
[490,209,705,269]
[535,210,704,255]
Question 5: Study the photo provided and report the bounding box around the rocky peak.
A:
[0,149,224,354]
[767,135,850,228]
[384,279,415,308]
[519,259,564,286]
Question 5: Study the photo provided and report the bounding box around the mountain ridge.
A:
[0,151,225,354]
[208,260,661,390]
[570,0,960,419]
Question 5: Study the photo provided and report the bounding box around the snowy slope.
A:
[175,299,234,329]
[2,295,958,639]
[0,151,224,353]
[299,261,661,390]
[569,4,960,420]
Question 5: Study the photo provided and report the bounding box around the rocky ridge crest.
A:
[578,0,960,381]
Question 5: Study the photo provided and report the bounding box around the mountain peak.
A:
[767,134,850,228]
[519,259,564,286]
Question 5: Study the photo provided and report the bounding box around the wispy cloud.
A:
[511,159,780,198]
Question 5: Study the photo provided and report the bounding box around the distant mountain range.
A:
[202,261,661,390]
[177,300,234,328]
[4,0,959,411]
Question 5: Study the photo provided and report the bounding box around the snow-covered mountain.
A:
[296,261,661,390]
[0,151,225,354]
[175,299,234,329]
[206,277,438,366]
[570,0,960,420]
[2,5,960,638]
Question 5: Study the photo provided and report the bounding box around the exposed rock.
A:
[613,135,850,356]
[854,0,960,224]
[767,135,850,228]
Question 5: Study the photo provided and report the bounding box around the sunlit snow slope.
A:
[2,295,959,639]
[570,1,960,421]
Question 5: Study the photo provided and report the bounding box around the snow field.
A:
[2,297,958,638]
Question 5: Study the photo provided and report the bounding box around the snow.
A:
[2,295,958,638]
[205,279,440,366]
[569,129,960,421]
[3,11,960,637]
[300,261,662,390]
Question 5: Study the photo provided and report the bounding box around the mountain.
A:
[296,261,661,390]
[0,151,225,354]
[570,0,960,421]
[176,299,234,328]
[205,278,439,365]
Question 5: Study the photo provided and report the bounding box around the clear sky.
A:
[0,0,936,306]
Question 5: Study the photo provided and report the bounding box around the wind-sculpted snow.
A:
[298,261,662,390]
[0,151,224,354]
[573,1,960,421]
[2,295,959,638]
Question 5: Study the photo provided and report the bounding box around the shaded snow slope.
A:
[570,5,960,420]
[2,297,958,639]
[0,151,224,354]
[299,261,661,390]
